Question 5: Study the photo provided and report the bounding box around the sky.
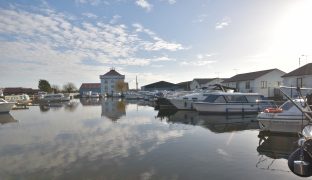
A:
[1,0,312,89]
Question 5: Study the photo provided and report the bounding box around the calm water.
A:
[0,98,305,180]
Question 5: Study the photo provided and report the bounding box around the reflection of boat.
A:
[80,98,101,106]
[193,92,272,114]
[258,99,310,133]
[198,114,259,133]
[40,93,70,103]
[101,98,126,121]
[0,99,15,113]
[257,131,298,159]
[157,109,259,133]
[0,113,17,124]
[39,101,78,112]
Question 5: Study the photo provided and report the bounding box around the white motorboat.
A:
[168,84,235,110]
[124,92,144,100]
[193,92,272,114]
[40,93,70,102]
[4,94,32,104]
[257,99,310,133]
[0,99,15,113]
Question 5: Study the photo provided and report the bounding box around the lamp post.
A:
[299,54,308,67]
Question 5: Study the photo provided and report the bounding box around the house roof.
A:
[193,78,217,85]
[80,83,101,89]
[101,69,123,76]
[282,63,312,77]
[143,81,177,89]
[177,81,191,90]
[222,69,281,83]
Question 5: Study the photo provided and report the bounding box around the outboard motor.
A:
[288,125,312,177]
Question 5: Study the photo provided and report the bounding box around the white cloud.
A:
[82,12,97,18]
[180,60,216,66]
[109,15,121,24]
[215,17,231,30]
[168,0,177,4]
[0,6,185,87]
[136,0,152,11]
[75,0,108,6]
[193,14,208,23]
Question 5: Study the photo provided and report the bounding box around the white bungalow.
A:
[99,68,125,96]
[282,63,312,88]
[221,69,285,97]
[190,78,223,90]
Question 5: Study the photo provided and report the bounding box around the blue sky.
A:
[1,0,312,89]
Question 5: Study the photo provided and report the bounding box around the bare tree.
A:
[63,82,77,93]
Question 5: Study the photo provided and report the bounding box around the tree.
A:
[38,79,52,93]
[51,85,60,93]
[115,80,128,93]
[63,82,77,93]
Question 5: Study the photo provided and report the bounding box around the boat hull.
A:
[0,102,15,113]
[193,102,261,114]
[258,116,309,133]
[169,99,197,110]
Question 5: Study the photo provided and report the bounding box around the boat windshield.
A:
[224,95,248,103]
[204,95,226,103]
[245,95,263,103]
[280,101,294,111]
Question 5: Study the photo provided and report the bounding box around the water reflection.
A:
[157,109,259,133]
[101,98,126,121]
[256,132,299,173]
[0,113,18,125]
[80,98,101,106]
[39,101,79,112]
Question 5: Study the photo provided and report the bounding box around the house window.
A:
[245,81,250,89]
[297,78,303,88]
[261,81,267,89]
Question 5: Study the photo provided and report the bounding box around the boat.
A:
[4,94,32,104]
[193,92,273,114]
[90,92,100,98]
[40,93,70,103]
[124,92,144,100]
[258,86,312,133]
[258,99,310,133]
[168,84,236,110]
[0,99,15,113]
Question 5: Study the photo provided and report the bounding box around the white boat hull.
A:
[169,99,196,110]
[193,102,261,114]
[258,114,309,133]
[0,102,15,113]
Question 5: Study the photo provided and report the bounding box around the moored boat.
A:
[40,93,70,103]
[193,92,272,114]
[0,99,15,113]
[257,99,310,133]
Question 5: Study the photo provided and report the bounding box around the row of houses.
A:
[141,63,312,98]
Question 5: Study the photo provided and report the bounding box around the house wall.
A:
[190,81,200,90]
[283,75,312,88]
[254,70,285,97]
[79,88,101,95]
[100,75,125,95]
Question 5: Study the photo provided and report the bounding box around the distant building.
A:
[79,83,101,95]
[190,78,224,90]
[141,81,179,91]
[99,68,125,96]
[3,87,40,95]
[222,68,285,97]
[282,63,312,88]
[0,88,3,96]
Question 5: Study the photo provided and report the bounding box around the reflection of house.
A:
[79,83,101,96]
[282,63,312,88]
[141,81,179,91]
[190,78,223,90]
[100,68,125,96]
[101,99,126,121]
[222,69,285,97]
